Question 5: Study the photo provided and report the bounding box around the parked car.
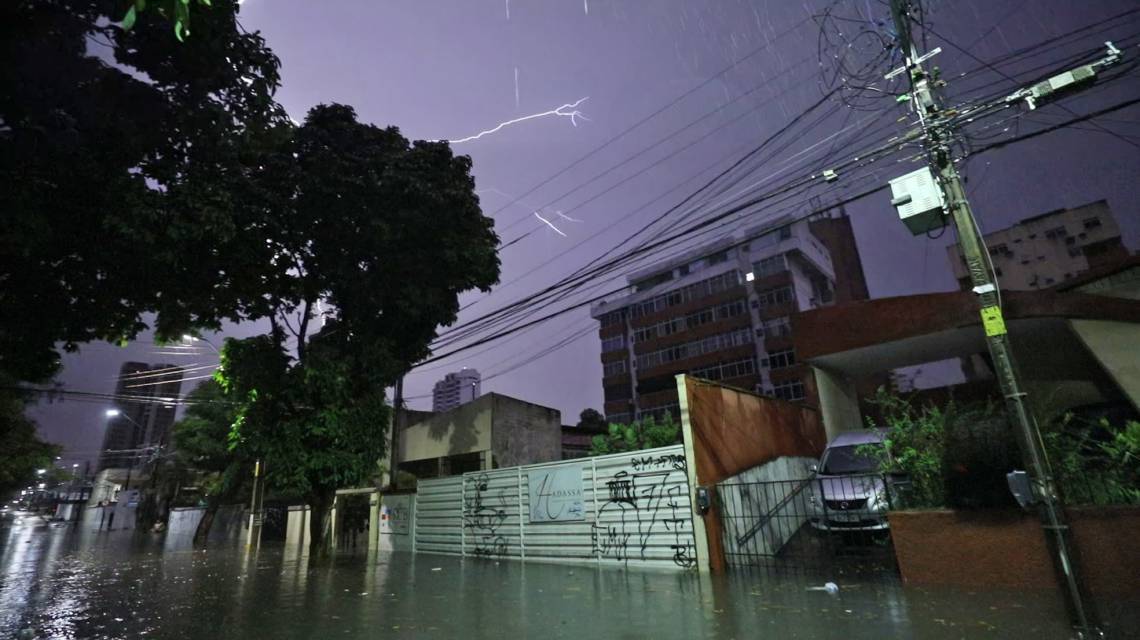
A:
[808,430,892,532]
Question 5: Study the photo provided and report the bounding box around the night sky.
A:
[31,0,1140,463]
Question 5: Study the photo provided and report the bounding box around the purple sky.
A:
[31,0,1140,462]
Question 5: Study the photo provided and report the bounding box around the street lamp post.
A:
[106,409,144,491]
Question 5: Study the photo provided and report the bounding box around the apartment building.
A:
[946,200,1129,291]
[590,211,868,425]
[432,368,482,412]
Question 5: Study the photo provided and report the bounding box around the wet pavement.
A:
[0,509,1117,639]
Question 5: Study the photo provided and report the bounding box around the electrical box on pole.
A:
[889,167,946,235]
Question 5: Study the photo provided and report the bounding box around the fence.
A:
[716,471,900,575]
[413,445,696,570]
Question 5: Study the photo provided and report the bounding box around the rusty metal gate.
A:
[715,473,900,576]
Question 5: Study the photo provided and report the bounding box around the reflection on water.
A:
[0,510,1087,639]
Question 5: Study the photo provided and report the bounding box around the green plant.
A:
[857,390,948,509]
[588,414,681,456]
[1044,414,1140,505]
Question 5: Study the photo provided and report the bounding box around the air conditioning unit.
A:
[889,167,947,236]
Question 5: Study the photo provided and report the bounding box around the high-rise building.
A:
[946,200,1129,291]
[98,362,184,471]
[590,210,869,425]
[432,368,481,412]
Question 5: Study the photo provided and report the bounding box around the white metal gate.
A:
[413,445,696,570]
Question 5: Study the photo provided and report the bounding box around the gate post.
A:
[677,374,720,573]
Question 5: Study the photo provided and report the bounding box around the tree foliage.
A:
[0,387,60,497]
[0,0,285,383]
[588,414,681,456]
[213,104,500,559]
[575,408,607,431]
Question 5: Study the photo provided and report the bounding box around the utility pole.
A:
[887,1,1099,634]
[389,376,405,490]
[246,458,265,550]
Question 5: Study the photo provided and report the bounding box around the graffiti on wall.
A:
[590,455,696,568]
[463,474,509,557]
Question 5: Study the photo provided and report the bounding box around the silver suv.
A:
[809,430,891,532]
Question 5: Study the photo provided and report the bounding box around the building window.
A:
[988,243,1009,256]
[1044,227,1067,239]
[604,383,632,402]
[994,267,1003,277]
[599,309,626,328]
[636,328,753,371]
[634,271,673,292]
[706,250,729,265]
[752,254,787,279]
[603,360,627,377]
[1083,217,1101,230]
[778,226,792,240]
[764,349,796,370]
[756,286,794,308]
[691,357,757,381]
[772,379,806,402]
[630,271,742,318]
[1068,247,1082,257]
[761,316,792,338]
[601,335,625,353]
[677,264,690,277]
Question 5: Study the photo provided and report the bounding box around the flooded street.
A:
[0,510,1097,639]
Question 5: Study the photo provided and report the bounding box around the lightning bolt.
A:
[584,0,588,15]
[554,211,582,223]
[505,0,509,20]
[533,211,567,237]
[435,97,589,145]
[514,67,520,109]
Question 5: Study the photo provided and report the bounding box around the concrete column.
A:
[368,492,380,551]
[1070,319,1140,413]
[813,366,861,442]
[482,449,493,471]
[675,374,712,573]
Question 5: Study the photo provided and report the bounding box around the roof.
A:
[792,289,1140,376]
[1050,255,1140,293]
[828,430,886,447]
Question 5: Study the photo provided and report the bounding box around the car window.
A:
[820,444,879,475]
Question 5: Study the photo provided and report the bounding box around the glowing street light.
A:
[105,409,121,417]
[36,469,46,475]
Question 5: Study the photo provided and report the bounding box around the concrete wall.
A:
[400,394,494,464]
[489,394,562,468]
[1070,319,1140,412]
[890,507,1140,597]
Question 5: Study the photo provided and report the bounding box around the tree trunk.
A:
[192,463,243,548]
[192,493,222,548]
[307,488,336,564]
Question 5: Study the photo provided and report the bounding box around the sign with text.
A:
[528,464,586,523]
[380,495,411,535]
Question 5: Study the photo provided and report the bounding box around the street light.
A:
[36,469,46,475]
[105,409,144,490]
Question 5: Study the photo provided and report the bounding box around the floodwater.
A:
[0,509,1114,639]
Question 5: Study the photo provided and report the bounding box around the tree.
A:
[171,379,248,546]
[575,408,607,431]
[589,414,681,456]
[0,385,60,499]
[1,0,286,384]
[217,104,500,561]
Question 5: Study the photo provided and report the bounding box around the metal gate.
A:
[716,473,900,576]
[262,503,289,541]
[336,494,371,554]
